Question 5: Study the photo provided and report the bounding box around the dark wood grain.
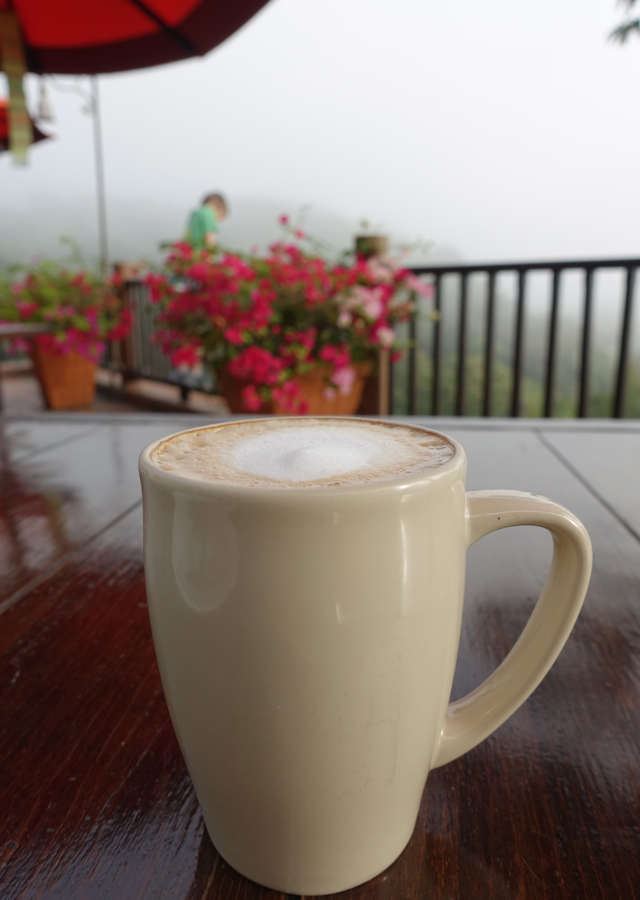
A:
[1,416,639,900]
[313,425,640,900]
[0,418,197,606]
[0,505,285,900]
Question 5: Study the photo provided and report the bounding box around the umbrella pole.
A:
[91,76,109,277]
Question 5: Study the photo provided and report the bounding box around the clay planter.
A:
[31,345,97,410]
[218,363,371,416]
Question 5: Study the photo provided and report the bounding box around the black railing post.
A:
[408,311,418,415]
[455,274,468,416]
[431,274,442,415]
[613,266,636,418]
[510,269,526,417]
[544,268,561,418]
[577,267,594,418]
[483,271,496,417]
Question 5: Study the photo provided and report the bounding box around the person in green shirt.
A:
[185,193,228,249]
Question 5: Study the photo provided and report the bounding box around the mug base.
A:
[207,822,416,896]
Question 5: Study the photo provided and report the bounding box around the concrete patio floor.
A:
[0,367,228,416]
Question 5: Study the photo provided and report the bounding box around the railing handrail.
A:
[0,323,51,337]
[410,257,640,275]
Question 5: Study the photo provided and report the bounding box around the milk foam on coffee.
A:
[150,419,455,488]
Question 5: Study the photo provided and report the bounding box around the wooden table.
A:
[0,324,50,411]
[1,414,639,900]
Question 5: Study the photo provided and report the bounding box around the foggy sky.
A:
[1,0,638,268]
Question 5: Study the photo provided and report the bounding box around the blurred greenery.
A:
[610,0,640,44]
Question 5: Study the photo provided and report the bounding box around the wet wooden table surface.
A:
[1,414,639,900]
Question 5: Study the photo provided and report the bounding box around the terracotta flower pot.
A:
[31,345,97,411]
[218,363,371,416]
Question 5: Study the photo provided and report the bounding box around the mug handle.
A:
[431,489,592,769]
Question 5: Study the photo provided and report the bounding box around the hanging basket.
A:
[31,345,97,410]
[218,363,371,416]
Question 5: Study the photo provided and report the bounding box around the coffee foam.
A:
[150,419,455,488]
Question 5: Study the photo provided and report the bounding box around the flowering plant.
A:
[0,248,132,361]
[148,218,432,413]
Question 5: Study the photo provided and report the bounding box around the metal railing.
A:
[121,280,171,382]
[105,281,213,399]
[111,258,640,417]
[394,257,640,418]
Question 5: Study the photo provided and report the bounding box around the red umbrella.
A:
[0,95,51,150]
[0,1,271,160]
[2,0,271,74]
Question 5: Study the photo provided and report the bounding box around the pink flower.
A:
[186,263,210,283]
[332,366,356,396]
[145,273,167,303]
[16,300,39,318]
[375,326,395,349]
[229,346,284,386]
[360,287,384,321]
[283,328,316,355]
[278,214,290,226]
[224,327,245,345]
[107,309,133,341]
[294,229,306,239]
[319,343,351,369]
[171,242,194,262]
[337,310,352,327]
[241,384,263,411]
[341,286,384,321]
[405,274,434,299]
[272,379,301,412]
[366,259,394,284]
[171,345,200,368]
[323,386,337,401]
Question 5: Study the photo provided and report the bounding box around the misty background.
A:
[1,0,638,268]
[2,0,640,416]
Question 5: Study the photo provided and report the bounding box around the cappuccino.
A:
[150,418,455,488]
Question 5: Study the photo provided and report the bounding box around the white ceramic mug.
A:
[139,419,592,896]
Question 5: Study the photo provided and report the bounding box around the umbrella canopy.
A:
[0,95,50,150]
[1,0,271,74]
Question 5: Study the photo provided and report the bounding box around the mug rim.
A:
[138,416,466,498]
